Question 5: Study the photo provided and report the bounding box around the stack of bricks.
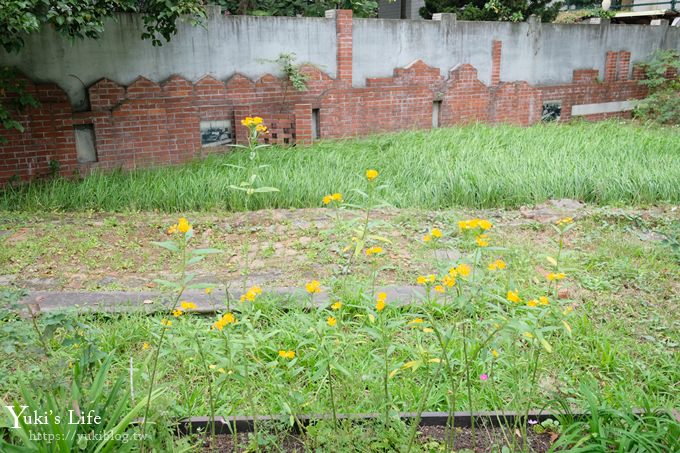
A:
[0,10,661,184]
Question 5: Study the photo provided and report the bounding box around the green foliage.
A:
[0,1,206,54]
[551,379,680,452]
[420,0,563,22]
[273,53,309,92]
[634,50,680,126]
[0,353,164,452]
[3,121,679,211]
[212,0,378,18]
[0,67,39,144]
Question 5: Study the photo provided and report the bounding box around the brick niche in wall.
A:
[0,10,650,184]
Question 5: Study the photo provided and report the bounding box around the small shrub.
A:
[634,50,680,126]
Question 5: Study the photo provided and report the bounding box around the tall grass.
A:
[2,121,679,212]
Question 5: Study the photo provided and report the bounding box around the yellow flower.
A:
[331,193,343,202]
[423,234,431,242]
[409,318,424,325]
[441,275,456,287]
[278,350,295,359]
[376,292,387,311]
[365,246,383,256]
[167,224,178,235]
[177,217,191,234]
[366,169,379,181]
[252,116,263,125]
[172,309,183,317]
[431,228,442,238]
[240,285,262,302]
[458,219,493,231]
[492,349,499,358]
[488,259,506,271]
[327,316,337,327]
[457,264,471,277]
[547,272,566,281]
[556,217,573,226]
[507,290,520,303]
[331,301,343,310]
[448,267,458,277]
[539,296,550,306]
[434,285,445,293]
[142,342,150,350]
[527,299,538,307]
[241,116,253,126]
[563,306,574,315]
[255,124,268,134]
[306,280,321,294]
[322,195,332,205]
[476,234,489,247]
[180,301,197,310]
[161,319,172,327]
[213,312,237,331]
[205,287,213,295]
[478,219,492,230]
[523,332,534,339]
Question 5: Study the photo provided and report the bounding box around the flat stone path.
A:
[19,286,427,314]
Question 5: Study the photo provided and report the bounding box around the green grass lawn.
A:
[1,208,679,451]
[1,121,679,451]
[2,121,679,212]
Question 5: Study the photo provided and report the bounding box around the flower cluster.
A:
[375,292,387,311]
[172,301,197,317]
[416,274,436,285]
[278,349,296,359]
[167,217,192,235]
[487,259,506,271]
[458,218,493,231]
[240,285,262,302]
[305,280,321,294]
[546,272,566,281]
[213,312,237,330]
[241,116,264,129]
[365,246,383,257]
[322,193,343,205]
[423,227,442,243]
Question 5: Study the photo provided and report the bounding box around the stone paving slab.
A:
[18,286,427,315]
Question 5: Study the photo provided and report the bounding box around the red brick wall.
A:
[0,11,658,184]
[0,76,78,182]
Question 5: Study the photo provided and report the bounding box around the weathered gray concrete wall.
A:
[2,9,679,108]
[0,7,336,110]
[353,17,680,86]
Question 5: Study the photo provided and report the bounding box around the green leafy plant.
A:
[550,380,680,452]
[635,50,680,126]
[0,353,164,453]
[226,116,279,211]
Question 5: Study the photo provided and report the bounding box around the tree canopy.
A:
[420,0,563,22]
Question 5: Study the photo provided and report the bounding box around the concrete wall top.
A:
[352,17,679,87]
[0,9,337,110]
[2,9,679,108]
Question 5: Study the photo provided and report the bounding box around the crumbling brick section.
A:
[0,10,659,184]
